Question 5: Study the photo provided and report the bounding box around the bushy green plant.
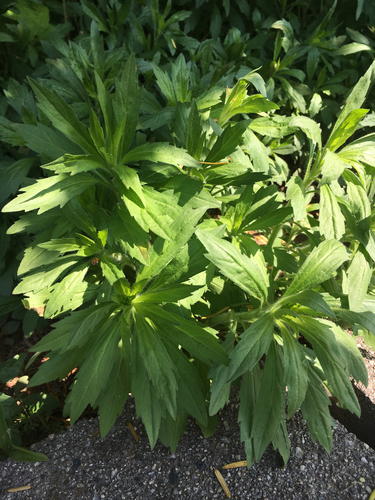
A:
[2,0,375,465]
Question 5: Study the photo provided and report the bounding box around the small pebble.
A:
[195,460,207,471]
[295,447,304,459]
[169,468,179,485]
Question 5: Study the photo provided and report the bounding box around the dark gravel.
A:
[1,391,375,500]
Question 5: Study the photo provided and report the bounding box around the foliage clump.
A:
[1,0,375,465]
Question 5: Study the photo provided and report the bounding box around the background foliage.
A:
[1,0,375,465]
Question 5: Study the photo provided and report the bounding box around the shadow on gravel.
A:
[330,384,375,450]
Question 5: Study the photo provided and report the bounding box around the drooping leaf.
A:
[6,445,48,462]
[96,329,130,437]
[186,100,203,159]
[333,309,375,335]
[100,253,125,285]
[0,158,35,203]
[158,408,189,452]
[66,303,115,350]
[250,342,285,461]
[242,207,293,231]
[323,320,368,385]
[346,180,371,232]
[133,313,178,419]
[29,345,87,387]
[134,302,228,365]
[208,330,236,416]
[300,363,333,453]
[227,314,274,382]
[238,364,262,467]
[159,331,208,426]
[280,325,308,417]
[67,318,121,425]
[272,419,290,467]
[295,316,360,415]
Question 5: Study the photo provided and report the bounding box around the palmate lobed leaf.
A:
[27,78,97,155]
[132,313,178,419]
[3,174,99,214]
[133,302,228,366]
[66,318,122,425]
[136,207,206,283]
[14,256,82,295]
[158,330,208,427]
[196,229,268,304]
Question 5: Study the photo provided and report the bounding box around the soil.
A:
[1,324,375,452]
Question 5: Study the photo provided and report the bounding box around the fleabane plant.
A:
[3,52,375,467]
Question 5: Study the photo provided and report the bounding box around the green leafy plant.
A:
[2,0,375,466]
[2,37,375,466]
[0,404,48,462]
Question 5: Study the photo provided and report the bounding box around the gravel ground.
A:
[1,391,375,500]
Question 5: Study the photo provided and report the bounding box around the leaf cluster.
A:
[1,0,375,465]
